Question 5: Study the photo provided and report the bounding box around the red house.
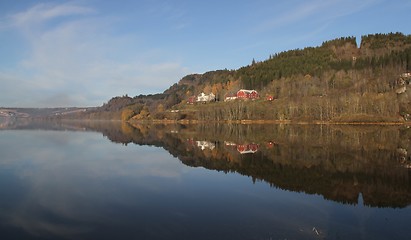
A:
[237,89,259,100]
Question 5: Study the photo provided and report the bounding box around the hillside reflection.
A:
[2,119,411,208]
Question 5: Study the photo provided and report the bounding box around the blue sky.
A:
[0,0,410,107]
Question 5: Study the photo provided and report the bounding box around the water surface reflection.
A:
[0,120,410,239]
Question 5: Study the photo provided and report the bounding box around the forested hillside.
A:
[75,32,411,122]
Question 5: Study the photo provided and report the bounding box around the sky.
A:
[0,0,410,107]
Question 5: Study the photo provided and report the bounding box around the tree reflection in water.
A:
[4,119,409,208]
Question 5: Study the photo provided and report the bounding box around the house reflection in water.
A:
[236,143,259,154]
[187,138,215,151]
[188,139,260,154]
[196,141,215,150]
[224,141,259,154]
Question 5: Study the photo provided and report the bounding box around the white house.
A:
[197,92,215,102]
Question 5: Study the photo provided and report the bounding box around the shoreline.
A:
[127,118,407,126]
[3,116,407,126]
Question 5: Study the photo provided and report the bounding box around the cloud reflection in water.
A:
[0,130,185,239]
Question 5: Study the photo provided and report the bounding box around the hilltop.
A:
[67,32,411,123]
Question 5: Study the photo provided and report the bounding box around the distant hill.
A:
[72,32,411,123]
[0,107,89,118]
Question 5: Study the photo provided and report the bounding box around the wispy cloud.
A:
[145,0,190,31]
[256,0,379,32]
[0,2,189,107]
[3,2,94,29]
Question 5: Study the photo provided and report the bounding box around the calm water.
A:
[0,120,410,240]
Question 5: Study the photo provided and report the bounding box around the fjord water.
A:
[0,120,410,240]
